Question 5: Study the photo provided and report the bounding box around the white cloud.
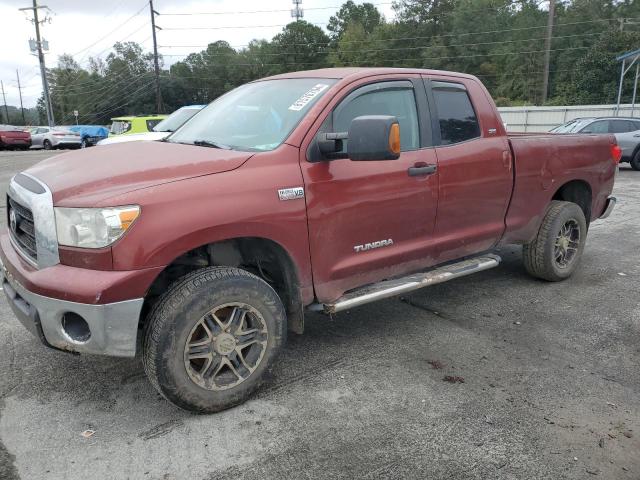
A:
[0,0,395,108]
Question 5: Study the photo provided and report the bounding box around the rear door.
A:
[300,75,439,303]
[422,76,513,261]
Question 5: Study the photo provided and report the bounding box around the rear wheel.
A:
[142,266,286,413]
[43,140,52,150]
[630,151,640,171]
[523,200,587,282]
[81,138,88,149]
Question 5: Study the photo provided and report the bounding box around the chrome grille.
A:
[8,195,37,263]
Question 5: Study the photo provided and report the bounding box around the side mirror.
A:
[347,115,401,161]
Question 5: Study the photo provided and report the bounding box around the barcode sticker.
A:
[288,84,329,111]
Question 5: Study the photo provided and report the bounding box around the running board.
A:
[309,254,501,314]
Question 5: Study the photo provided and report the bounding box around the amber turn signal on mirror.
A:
[388,123,401,156]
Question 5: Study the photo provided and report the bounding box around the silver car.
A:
[551,117,640,170]
[30,126,82,150]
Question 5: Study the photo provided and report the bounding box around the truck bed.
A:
[502,132,617,245]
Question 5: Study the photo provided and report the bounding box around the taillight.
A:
[53,133,66,137]
[611,144,622,164]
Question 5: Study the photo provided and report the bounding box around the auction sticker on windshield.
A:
[288,84,330,111]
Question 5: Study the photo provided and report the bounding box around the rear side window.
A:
[333,82,420,152]
[432,82,481,145]
[609,120,633,133]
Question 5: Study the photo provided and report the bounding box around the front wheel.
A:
[81,138,88,149]
[43,140,52,150]
[142,266,286,413]
[523,200,587,282]
[630,151,640,171]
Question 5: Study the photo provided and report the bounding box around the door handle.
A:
[408,164,437,177]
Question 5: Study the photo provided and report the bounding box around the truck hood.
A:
[26,141,253,206]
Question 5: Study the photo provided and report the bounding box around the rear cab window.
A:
[430,81,481,145]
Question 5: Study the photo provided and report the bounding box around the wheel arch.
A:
[551,179,592,223]
[141,236,306,334]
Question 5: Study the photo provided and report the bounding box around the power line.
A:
[159,45,593,65]
[161,22,328,31]
[71,2,148,58]
[159,2,393,16]
[158,31,603,58]
[158,16,628,50]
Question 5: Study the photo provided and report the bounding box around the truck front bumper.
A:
[0,254,144,358]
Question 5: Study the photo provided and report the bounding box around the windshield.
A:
[168,78,337,151]
[551,119,592,133]
[154,107,202,132]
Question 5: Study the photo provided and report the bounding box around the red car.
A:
[0,68,619,412]
[0,125,31,150]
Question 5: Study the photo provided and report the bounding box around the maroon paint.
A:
[1,68,617,309]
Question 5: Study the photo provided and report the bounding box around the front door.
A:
[300,76,439,303]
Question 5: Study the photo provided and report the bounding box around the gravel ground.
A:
[0,150,638,480]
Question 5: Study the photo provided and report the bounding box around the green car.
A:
[109,115,168,136]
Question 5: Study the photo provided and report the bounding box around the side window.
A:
[630,121,640,132]
[333,82,420,152]
[432,82,481,145]
[610,120,632,133]
[581,121,608,134]
[146,119,162,131]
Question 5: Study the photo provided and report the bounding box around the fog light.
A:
[61,312,91,343]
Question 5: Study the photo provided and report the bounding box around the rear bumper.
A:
[1,254,143,357]
[599,196,616,220]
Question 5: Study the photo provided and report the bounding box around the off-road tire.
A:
[523,200,587,282]
[630,151,640,171]
[43,140,52,150]
[142,266,286,413]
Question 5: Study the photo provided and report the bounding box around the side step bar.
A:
[309,254,501,314]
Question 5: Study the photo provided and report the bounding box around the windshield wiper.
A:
[193,139,231,149]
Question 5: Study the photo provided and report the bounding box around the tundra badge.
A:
[278,187,305,201]
[354,239,394,253]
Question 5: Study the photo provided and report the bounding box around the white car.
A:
[30,127,81,150]
[97,105,205,146]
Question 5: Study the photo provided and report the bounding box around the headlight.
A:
[55,205,140,248]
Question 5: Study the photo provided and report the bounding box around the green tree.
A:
[328,1,383,41]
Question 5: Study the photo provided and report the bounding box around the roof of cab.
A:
[258,67,478,82]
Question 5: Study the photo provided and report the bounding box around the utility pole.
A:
[541,0,555,104]
[149,0,162,114]
[20,1,55,127]
[1,81,9,124]
[16,70,26,125]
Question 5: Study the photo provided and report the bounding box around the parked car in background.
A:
[0,125,31,150]
[66,125,109,148]
[551,117,640,170]
[98,106,204,146]
[29,126,81,150]
[109,115,167,137]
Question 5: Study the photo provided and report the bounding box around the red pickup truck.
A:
[0,68,619,412]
